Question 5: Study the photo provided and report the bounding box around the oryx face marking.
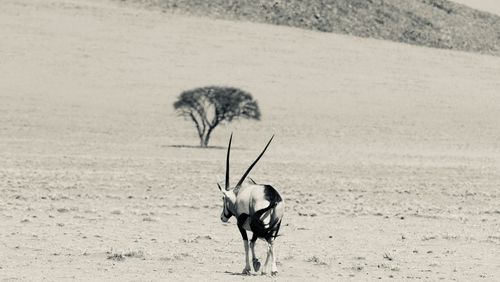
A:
[218,183,235,222]
[220,191,232,222]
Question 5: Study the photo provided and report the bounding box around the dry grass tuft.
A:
[107,253,125,261]
[306,256,328,265]
[383,253,394,261]
[124,250,145,259]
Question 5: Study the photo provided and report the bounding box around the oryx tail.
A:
[250,202,282,239]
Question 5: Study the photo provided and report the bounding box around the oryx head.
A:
[218,133,274,223]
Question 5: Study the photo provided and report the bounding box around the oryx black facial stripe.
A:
[223,208,233,218]
[223,200,233,218]
[224,210,233,218]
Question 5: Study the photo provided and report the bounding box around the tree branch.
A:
[189,111,203,139]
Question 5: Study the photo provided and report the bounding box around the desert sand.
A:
[1,0,499,281]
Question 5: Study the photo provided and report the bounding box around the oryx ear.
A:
[217,183,228,195]
[248,177,256,184]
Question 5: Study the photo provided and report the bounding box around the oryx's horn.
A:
[235,135,274,188]
[225,133,233,191]
[217,183,223,191]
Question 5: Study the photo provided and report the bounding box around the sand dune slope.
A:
[1,0,499,281]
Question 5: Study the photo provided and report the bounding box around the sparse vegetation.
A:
[107,250,145,261]
[122,0,500,56]
[107,253,126,261]
[306,256,328,265]
[383,253,394,261]
[124,250,145,259]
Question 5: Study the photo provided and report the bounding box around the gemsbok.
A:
[218,134,284,276]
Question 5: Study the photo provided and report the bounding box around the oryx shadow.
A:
[164,144,226,150]
[222,271,260,276]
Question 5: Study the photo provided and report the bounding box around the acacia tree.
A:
[173,86,261,147]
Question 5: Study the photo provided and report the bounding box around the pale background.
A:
[1,0,499,281]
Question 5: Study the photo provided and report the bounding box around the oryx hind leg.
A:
[269,221,282,276]
[261,240,271,275]
[261,221,282,276]
[261,238,278,276]
[250,233,260,272]
[269,239,278,276]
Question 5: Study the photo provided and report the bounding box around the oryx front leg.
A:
[238,225,252,275]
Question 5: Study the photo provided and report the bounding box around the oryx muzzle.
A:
[217,133,284,276]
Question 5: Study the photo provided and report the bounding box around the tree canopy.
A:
[173,86,261,147]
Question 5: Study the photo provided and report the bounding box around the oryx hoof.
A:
[242,268,251,275]
[252,258,261,272]
[271,271,278,276]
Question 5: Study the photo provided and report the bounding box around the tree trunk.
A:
[199,133,210,148]
[201,134,209,147]
[199,127,214,148]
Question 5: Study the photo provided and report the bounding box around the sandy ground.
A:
[1,0,500,281]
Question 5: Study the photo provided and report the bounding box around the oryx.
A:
[218,134,284,276]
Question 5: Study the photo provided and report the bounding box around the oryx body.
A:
[218,134,284,276]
